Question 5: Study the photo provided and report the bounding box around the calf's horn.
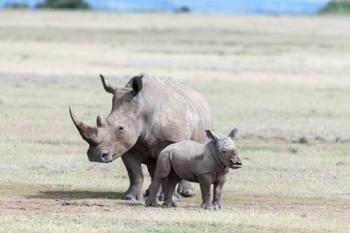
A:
[69,107,98,144]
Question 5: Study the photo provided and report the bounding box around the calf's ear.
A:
[130,74,143,96]
[228,128,238,139]
[205,130,219,141]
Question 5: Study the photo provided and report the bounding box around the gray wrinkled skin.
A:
[70,74,212,201]
[145,129,242,209]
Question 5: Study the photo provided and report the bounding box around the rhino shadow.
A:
[28,190,123,200]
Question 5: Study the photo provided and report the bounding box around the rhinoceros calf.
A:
[145,129,242,209]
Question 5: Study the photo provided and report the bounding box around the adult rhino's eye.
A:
[222,149,226,154]
[119,126,124,131]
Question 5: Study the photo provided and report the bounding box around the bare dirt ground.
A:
[0,10,349,233]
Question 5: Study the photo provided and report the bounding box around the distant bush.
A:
[4,2,29,9]
[36,0,90,10]
[175,6,191,13]
[318,0,350,14]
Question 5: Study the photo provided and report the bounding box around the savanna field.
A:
[0,10,349,233]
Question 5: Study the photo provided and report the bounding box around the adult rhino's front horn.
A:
[69,107,98,144]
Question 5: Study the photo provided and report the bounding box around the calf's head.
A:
[69,74,145,163]
[205,128,242,169]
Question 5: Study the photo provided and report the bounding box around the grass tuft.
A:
[297,137,309,144]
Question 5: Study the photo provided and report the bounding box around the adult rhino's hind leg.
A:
[177,180,194,197]
[121,153,144,201]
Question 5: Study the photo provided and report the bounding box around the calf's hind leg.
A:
[143,163,156,198]
[145,153,171,207]
[163,172,181,208]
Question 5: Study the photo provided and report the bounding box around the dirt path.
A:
[1,186,349,219]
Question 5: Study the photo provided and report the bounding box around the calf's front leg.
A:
[213,174,226,210]
[198,174,213,209]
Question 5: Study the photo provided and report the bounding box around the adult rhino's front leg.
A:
[121,153,144,201]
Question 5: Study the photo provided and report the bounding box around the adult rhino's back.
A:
[140,76,212,144]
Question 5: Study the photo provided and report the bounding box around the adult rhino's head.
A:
[69,74,145,163]
[206,128,242,169]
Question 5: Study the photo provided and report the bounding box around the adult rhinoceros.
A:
[69,74,212,201]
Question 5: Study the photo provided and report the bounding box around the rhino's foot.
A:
[145,199,158,207]
[172,191,182,202]
[121,190,143,201]
[158,192,165,201]
[144,188,164,201]
[162,201,177,208]
[177,185,194,197]
[181,189,193,197]
[157,192,181,202]
[144,188,150,198]
[212,202,221,210]
[200,202,213,210]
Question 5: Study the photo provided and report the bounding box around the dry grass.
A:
[0,10,349,233]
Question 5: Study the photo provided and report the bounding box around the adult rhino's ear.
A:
[130,74,143,97]
[205,130,219,141]
[100,74,116,94]
[228,128,238,140]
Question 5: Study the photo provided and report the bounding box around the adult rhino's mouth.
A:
[87,146,123,163]
[87,148,114,163]
[102,152,124,163]
[87,152,113,163]
[100,153,113,163]
[89,153,122,163]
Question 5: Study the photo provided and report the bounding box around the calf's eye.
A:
[222,149,226,154]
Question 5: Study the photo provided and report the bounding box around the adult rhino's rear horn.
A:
[69,107,98,144]
[100,74,116,94]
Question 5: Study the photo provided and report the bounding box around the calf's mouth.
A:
[230,159,242,169]
[231,164,242,169]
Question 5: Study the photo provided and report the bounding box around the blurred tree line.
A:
[5,0,90,9]
[37,0,90,9]
[318,0,350,14]
[3,0,350,14]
